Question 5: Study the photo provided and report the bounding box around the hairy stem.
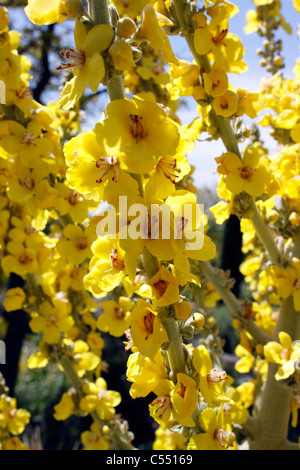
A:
[249,198,281,266]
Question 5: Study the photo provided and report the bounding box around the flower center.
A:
[95,156,119,184]
[294,278,300,290]
[212,27,228,46]
[143,310,155,335]
[75,236,88,250]
[57,48,86,71]
[157,157,181,183]
[16,86,32,99]
[109,248,125,270]
[129,114,145,141]
[9,409,17,419]
[24,224,35,235]
[18,177,35,190]
[97,389,107,400]
[152,63,165,76]
[214,428,235,448]
[150,396,172,420]
[207,368,228,384]
[21,131,36,146]
[47,314,58,326]
[177,382,187,398]
[153,279,168,298]
[114,307,125,319]
[124,328,133,351]
[280,348,291,362]
[18,253,33,265]
[68,191,78,206]
[239,167,255,180]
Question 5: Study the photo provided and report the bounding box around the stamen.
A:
[129,114,145,142]
[212,27,228,46]
[109,248,125,270]
[18,177,35,190]
[239,167,255,180]
[95,156,119,183]
[143,311,155,334]
[21,131,36,146]
[207,368,228,384]
[214,428,235,448]
[57,48,86,71]
[157,157,181,183]
[153,279,168,298]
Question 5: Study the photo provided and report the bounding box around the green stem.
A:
[107,74,125,101]
[60,355,83,390]
[141,247,187,376]
[199,261,240,314]
[89,0,110,24]
[161,318,187,376]
[249,198,281,266]
[252,295,300,449]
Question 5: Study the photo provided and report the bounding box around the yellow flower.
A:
[109,39,136,71]
[81,422,109,450]
[70,339,101,376]
[146,266,180,308]
[136,7,178,65]
[97,96,180,173]
[188,407,235,450]
[203,64,228,97]
[2,437,28,450]
[153,425,187,450]
[53,392,75,421]
[264,331,300,381]
[25,0,84,25]
[58,20,114,109]
[1,242,38,278]
[144,154,191,200]
[150,374,198,427]
[215,146,271,197]
[84,236,128,296]
[0,397,30,436]
[193,345,232,406]
[213,90,238,117]
[80,377,121,420]
[170,373,198,427]
[194,4,247,74]
[97,297,133,337]
[0,119,53,168]
[294,0,300,13]
[126,351,167,398]
[271,259,300,311]
[130,299,168,360]
[57,224,94,265]
[64,129,139,207]
[29,298,74,344]
[3,288,26,312]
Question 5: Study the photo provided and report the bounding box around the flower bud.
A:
[181,325,195,339]
[186,312,205,331]
[117,17,137,39]
[175,300,192,320]
[62,0,84,19]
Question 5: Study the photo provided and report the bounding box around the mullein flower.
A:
[97,297,133,337]
[58,20,114,109]
[25,0,84,25]
[264,331,300,381]
[130,299,168,359]
[79,377,121,420]
[188,406,235,450]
